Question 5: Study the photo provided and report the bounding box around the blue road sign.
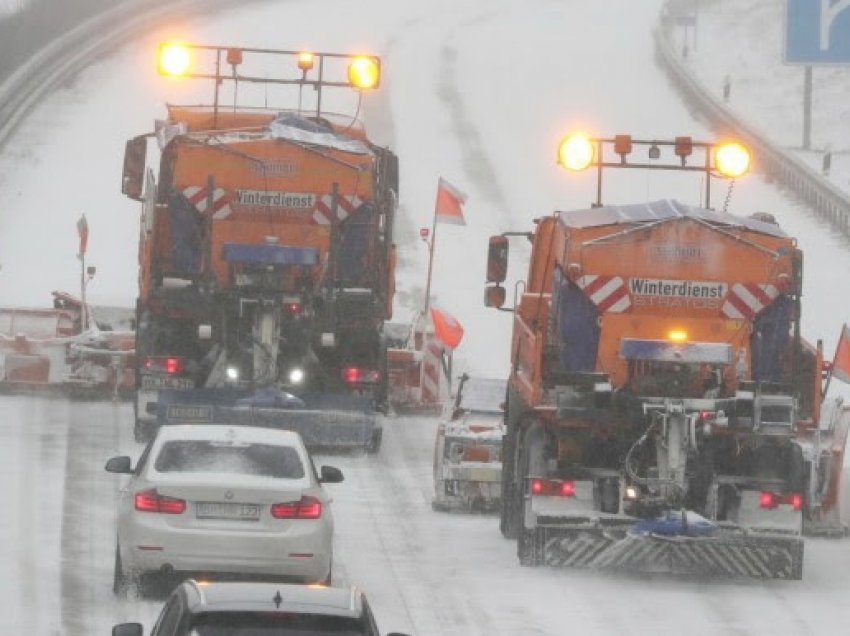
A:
[786,0,850,64]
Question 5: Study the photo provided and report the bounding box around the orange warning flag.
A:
[430,305,464,349]
[832,324,850,384]
[434,177,467,225]
[77,214,89,258]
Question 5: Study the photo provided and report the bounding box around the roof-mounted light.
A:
[557,133,594,171]
[297,51,315,71]
[348,56,380,89]
[158,42,191,77]
[714,141,750,178]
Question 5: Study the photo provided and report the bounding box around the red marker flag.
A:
[430,305,464,349]
[832,324,850,384]
[77,214,89,257]
[434,177,467,226]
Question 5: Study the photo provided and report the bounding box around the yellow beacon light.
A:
[557,134,594,171]
[297,52,315,71]
[714,141,751,178]
[158,42,191,77]
[348,56,380,89]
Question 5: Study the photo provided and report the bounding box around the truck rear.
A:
[484,135,847,579]
[122,45,397,449]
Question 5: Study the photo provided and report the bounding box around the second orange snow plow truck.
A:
[121,45,397,449]
[485,135,849,580]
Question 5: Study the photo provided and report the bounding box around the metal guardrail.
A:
[654,9,850,238]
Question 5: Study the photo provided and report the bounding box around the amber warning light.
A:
[158,42,191,77]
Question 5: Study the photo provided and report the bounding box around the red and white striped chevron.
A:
[182,186,232,219]
[576,275,631,313]
[312,194,364,225]
[420,337,444,405]
[721,283,779,319]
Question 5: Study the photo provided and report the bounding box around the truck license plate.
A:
[140,375,195,390]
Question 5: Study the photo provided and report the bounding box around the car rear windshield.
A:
[154,441,305,479]
[188,611,365,635]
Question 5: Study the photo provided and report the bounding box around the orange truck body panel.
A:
[513,208,799,407]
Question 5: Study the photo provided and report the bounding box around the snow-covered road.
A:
[2,0,850,634]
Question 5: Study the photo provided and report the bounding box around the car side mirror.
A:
[113,623,144,636]
[319,465,344,483]
[105,456,134,474]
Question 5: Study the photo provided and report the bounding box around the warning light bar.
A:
[555,134,752,209]
[155,43,383,122]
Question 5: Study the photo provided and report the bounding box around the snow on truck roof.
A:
[556,199,788,238]
[165,109,373,155]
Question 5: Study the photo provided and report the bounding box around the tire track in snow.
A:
[59,401,126,636]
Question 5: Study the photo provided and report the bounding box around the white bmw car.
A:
[105,424,342,594]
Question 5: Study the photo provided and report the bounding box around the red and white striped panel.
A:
[420,337,444,405]
[721,283,779,320]
[576,275,631,313]
[312,194,364,225]
[182,186,233,219]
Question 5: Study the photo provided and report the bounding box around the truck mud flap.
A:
[531,527,803,580]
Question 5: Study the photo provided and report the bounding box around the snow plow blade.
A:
[525,521,803,580]
[156,389,382,452]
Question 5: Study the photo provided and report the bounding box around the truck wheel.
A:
[134,420,153,444]
[500,427,520,539]
[365,428,382,454]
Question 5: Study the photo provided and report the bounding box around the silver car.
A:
[112,579,410,636]
[106,424,342,594]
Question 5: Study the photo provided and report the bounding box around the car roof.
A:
[154,424,307,448]
[181,580,363,618]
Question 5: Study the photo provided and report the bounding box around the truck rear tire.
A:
[365,428,382,454]
[134,420,154,444]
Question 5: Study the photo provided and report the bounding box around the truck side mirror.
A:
[484,285,506,309]
[486,236,509,283]
[122,137,147,201]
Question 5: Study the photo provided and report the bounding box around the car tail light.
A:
[134,489,186,514]
[143,356,184,375]
[284,301,302,315]
[759,491,802,511]
[271,496,322,519]
[529,478,575,497]
[341,367,380,385]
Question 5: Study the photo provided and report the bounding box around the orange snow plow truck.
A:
[485,134,849,580]
[121,44,397,449]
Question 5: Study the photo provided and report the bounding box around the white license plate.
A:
[141,375,195,390]
[195,502,261,520]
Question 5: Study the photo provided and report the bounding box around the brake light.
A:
[143,356,184,375]
[284,301,302,315]
[134,489,186,514]
[341,367,380,385]
[759,491,802,511]
[271,496,322,519]
[529,478,575,497]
